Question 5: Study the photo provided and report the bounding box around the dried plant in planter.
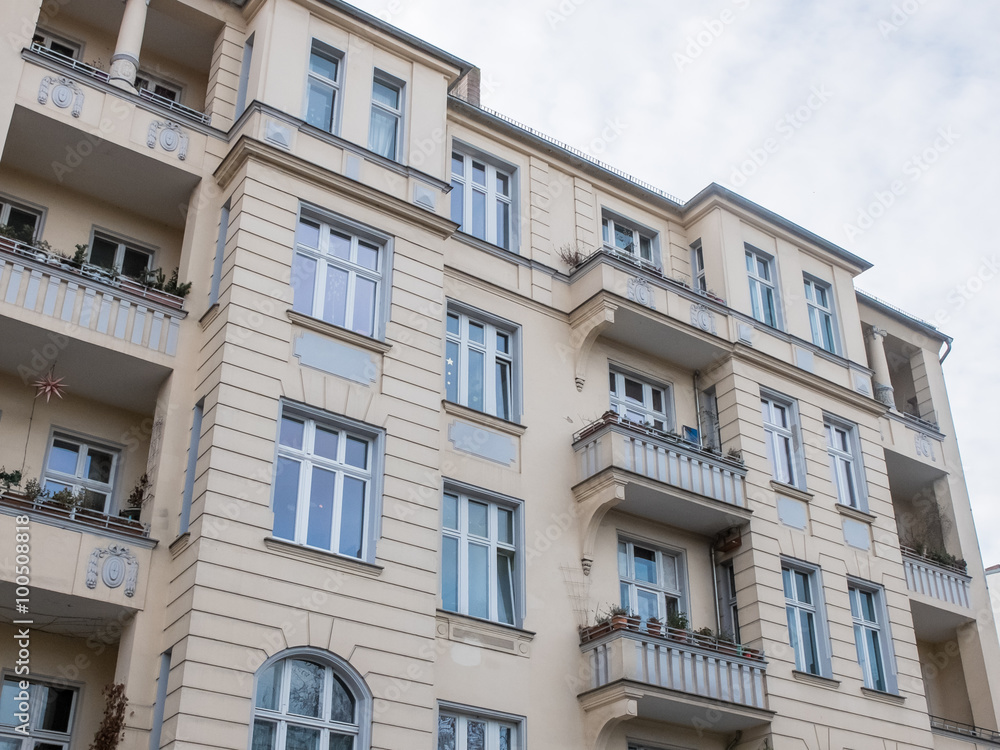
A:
[89,682,128,750]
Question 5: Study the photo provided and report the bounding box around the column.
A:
[109,0,150,91]
[865,326,895,409]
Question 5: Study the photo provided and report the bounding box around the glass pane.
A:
[472,162,486,186]
[795,571,811,604]
[467,349,484,412]
[6,206,38,241]
[329,735,354,750]
[620,582,630,610]
[782,568,793,599]
[445,340,459,403]
[330,231,351,260]
[307,467,335,550]
[329,674,356,723]
[757,257,769,279]
[786,605,800,665]
[121,247,150,279]
[323,266,349,328]
[633,546,657,584]
[800,610,819,674]
[499,726,512,750]
[288,660,323,717]
[495,360,510,420]
[85,448,113,483]
[860,590,877,622]
[866,629,885,690]
[352,276,376,336]
[291,254,317,316]
[81,490,107,512]
[255,662,282,709]
[285,724,322,750]
[251,719,277,750]
[345,436,368,469]
[438,715,457,750]
[640,235,652,261]
[497,507,513,544]
[310,49,339,81]
[496,172,509,196]
[495,332,509,355]
[467,719,486,750]
[89,236,118,269]
[472,189,486,239]
[314,427,339,462]
[372,79,399,108]
[468,322,485,345]
[38,685,73,732]
[451,153,464,177]
[763,287,776,326]
[442,535,459,612]
[617,541,628,577]
[44,480,71,496]
[468,542,489,618]
[602,217,610,244]
[450,180,464,227]
[447,312,460,336]
[497,551,514,624]
[637,589,658,621]
[339,476,366,558]
[49,439,80,475]
[272,457,301,540]
[496,199,510,250]
[297,218,321,248]
[661,555,677,590]
[651,389,663,413]
[624,378,643,404]
[357,241,379,271]
[306,79,335,130]
[0,679,22,725]
[280,417,305,450]
[370,109,398,159]
[443,493,459,530]
[468,501,488,537]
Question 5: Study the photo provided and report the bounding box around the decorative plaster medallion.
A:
[853,372,872,396]
[914,432,936,461]
[147,120,189,160]
[627,277,655,309]
[86,544,139,597]
[38,76,84,117]
[690,303,717,334]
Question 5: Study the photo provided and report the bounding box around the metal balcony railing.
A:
[1,490,150,539]
[930,716,1000,744]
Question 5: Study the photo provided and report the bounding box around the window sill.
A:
[451,229,520,259]
[263,536,383,578]
[836,503,876,524]
[442,400,526,437]
[287,310,392,354]
[436,610,534,657]
[770,481,813,503]
[169,531,191,559]
[861,687,904,705]
[199,302,221,329]
[792,670,841,690]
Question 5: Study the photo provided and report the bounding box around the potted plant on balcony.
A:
[0,466,22,493]
[646,616,662,636]
[607,604,634,631]
[119,473,149,522]
[715,629,739,657]
[693,626,718,650]
[49,487,84,516]
[665,610,690,642]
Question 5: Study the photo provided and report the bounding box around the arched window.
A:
[251,649,371,750]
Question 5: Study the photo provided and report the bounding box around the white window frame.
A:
[608,367,672,433]
[761,390,804,489]
[1,675,78,748]
[270,403,384,562]
[440,482,523,627]
[848,580,897,694]
[450,145,516,252]
[618,536,686,623]
[824,415,867,511]
[31,27,81,59]
[42,431,121,514]
[250,647,373,750]
[290,206,391,340]
[602,211,660,270]
[717,561,740,642]
[235,33,254,118]
[804,275,839,354]
[781,559,831,678]
[690,239,707,292]
[368,70,404,161]
[304,39,344,134]
[87,229,155,280]
[0,194,44,244]
[135,69,183,104]
[445,303,520,422]
[745,244,781,329]
[437,703,524,750]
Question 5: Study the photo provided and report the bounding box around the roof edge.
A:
[856,288,952,343]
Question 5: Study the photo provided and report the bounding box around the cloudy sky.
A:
[350,0,1000,565]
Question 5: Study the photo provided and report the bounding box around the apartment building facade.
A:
[0,0,998,748]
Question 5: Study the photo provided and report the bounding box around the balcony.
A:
[902,547,971,609]
[578,623,771,734]
[930,716,1000,748]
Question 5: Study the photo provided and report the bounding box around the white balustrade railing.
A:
[0,238,184,356]
[583,629,767,710]
[902,549,971,608]
[574,414,746,508]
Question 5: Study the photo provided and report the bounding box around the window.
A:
[825,417,865,510]
[1,677,76,748]
[717,562,740,642]
[760,392,802,488]
[849,582,895,693]
[290,211,386,338]
[235,33,254,118]
[782,562,829,676]
[437,707,520,750]
[609,369,671,432]
[745,246,779,328]
[135,71,182,103]
[88,232,153,280]
[179,399,205,536]
[369,72,403,160]
[209,200,231,307]
[450,149,514,251]
[441,487,521,626]
[618,538,685,623]
[271,406,382,560]
[602,213,656,267]
[691,239,707,292]
[44,434,119,513]
[31,28,80,59]
[0,197,42,243]
[698,386,721,452]
[252,650,372,750]
[804,276,838,353]
[305,41,343,133]
[445,306,519,421]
